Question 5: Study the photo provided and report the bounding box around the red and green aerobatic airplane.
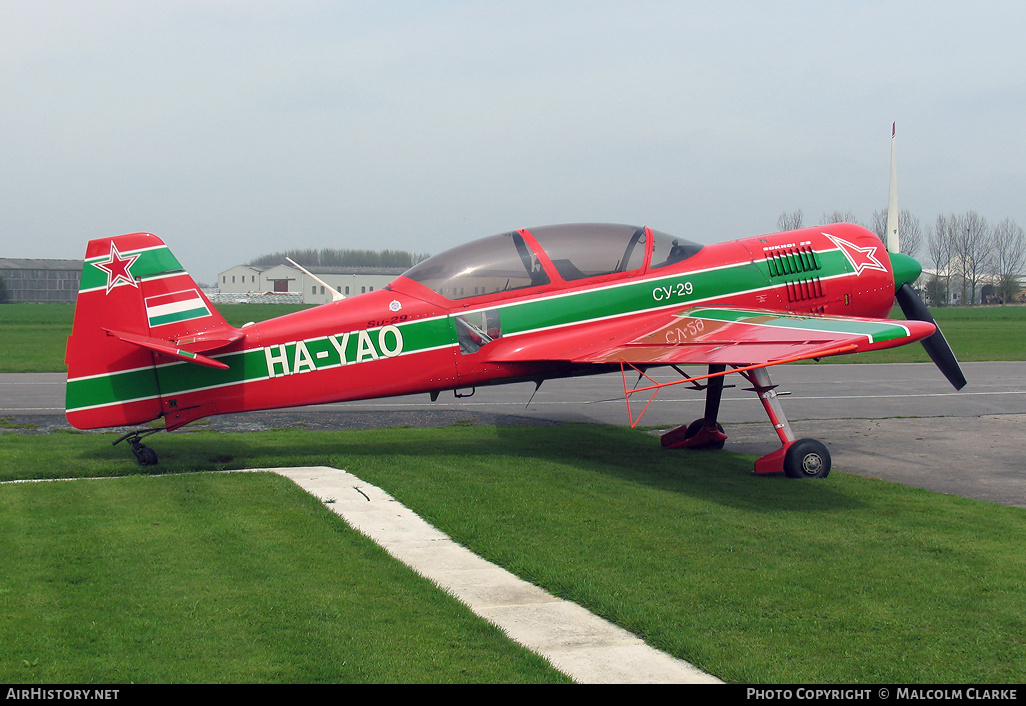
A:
[65,133,965,478]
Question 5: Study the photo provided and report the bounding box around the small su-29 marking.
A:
[652,280,695,301]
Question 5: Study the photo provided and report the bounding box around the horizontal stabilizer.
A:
[172,330,244,351]
[103,328,231,370]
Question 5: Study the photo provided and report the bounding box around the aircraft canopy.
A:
[401,223,702,301]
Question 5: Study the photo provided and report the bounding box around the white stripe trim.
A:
[146,296,208,320]
[78,270,192,295]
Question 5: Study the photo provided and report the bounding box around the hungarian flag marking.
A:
[145,289,211,328]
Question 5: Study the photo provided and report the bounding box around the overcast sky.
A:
[3,1,1024,283]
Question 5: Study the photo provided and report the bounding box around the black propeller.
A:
[895,283,967,390]
[886,124,966,391]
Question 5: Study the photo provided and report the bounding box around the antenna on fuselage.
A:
[286,257,345,302]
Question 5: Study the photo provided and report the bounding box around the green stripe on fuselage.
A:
[748,248,851,283]
[66,316,459,412]
[65,367,161,412]
[495,258,767,335]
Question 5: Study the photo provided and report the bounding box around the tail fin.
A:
[65,233,241,430]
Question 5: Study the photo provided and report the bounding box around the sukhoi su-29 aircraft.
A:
[65,126,964,477]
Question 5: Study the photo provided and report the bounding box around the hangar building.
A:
[217,263,406,304]
[0,258,82,303]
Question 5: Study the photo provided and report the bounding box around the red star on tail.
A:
[93,242,140,294]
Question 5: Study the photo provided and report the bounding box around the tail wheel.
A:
[131,443,158,466]
[784,439,830,479]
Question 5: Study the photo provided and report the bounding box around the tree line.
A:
[248,248,430,269]
[777,209,1026,305]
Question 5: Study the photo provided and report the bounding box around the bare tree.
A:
[249,248,429,268]
[777,209,804,231]
[949,211,990,305]
[871,209,887,243]
[989,218,1026,303]
[870,208,922,258]
[926,215,954,305]
[819,211,863,227]
[897,210,923,259]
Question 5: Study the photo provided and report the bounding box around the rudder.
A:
[65,233,238,430]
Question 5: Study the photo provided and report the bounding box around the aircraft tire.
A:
[784,439,830,479]
[684,419,726,450]
[132,444,158,466]
[684,418,704,438]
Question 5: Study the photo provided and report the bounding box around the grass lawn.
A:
[0,301,562,683]
[1,425,1023,683]
[0,303,316,373]
[0,303,77,373]
[0,469,567,684]
[833,305,1026,364]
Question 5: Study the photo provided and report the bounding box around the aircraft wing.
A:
[484,307,937,367]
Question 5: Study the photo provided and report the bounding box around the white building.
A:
[218,265,265,291]
[217,263,407,304]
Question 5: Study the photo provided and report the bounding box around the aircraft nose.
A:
[888,252,922,291]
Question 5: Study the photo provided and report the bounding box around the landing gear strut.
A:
[113,428,161,466]
[743,367,831,478]
[621,359,832,478]
[661,365,729,450]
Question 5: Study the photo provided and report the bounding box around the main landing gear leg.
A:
[661,364,729,450]
[113,428,160,466]
[746,367,830,478]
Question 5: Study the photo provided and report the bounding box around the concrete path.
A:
[261,465,722,684]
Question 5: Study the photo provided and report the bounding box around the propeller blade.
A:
[885,125,964,390]
[895,283,967,390]
[886,122,899,253]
